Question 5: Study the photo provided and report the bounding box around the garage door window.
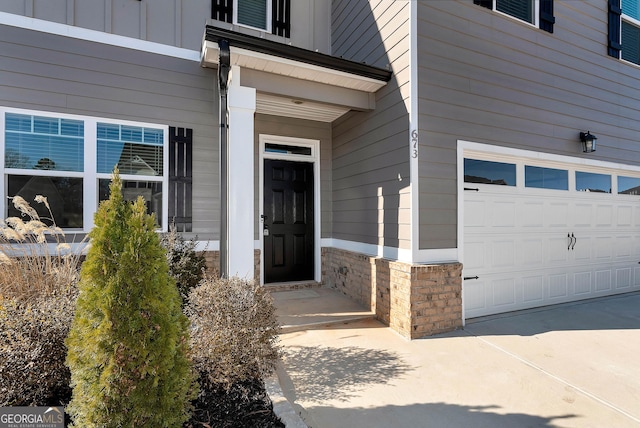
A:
[525,166,568,190]
[576,171,611,193]
[618,176,640,194]
[464,159,516,186]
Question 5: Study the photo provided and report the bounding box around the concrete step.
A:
[264,280,322,292]
[271,287,375,333]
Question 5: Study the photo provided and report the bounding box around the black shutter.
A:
[539,0,555,33]
[168,127,193,232]
[609,0,622,58]
[272,0,291,38]
[474,0,492,9]
[212,0,233,23]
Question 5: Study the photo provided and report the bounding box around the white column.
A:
[226,84,256,278]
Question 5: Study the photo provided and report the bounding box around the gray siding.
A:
[331,0,411,250]
[1,0,329,53]
[254,114,332,240]
[417,0,640,250]
[0,23,219,238]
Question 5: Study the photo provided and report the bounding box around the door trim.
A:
[259,134,320,285]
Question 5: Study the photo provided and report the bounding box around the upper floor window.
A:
[621,0,640,64]
[474,0,555,33]
[212,0,290,37]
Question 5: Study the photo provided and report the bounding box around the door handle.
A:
[567,233,572,250]
[571,233,576,250]
[464,276,479,280]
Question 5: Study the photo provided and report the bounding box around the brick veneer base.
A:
[200,250,260,281]
[322,247,463,339]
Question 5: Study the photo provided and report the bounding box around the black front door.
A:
[264,159,314,283]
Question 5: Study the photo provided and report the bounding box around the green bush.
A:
[65,171,198,428]
[0,287,77,406]
[160,224,207,304]
[186,276,281,390]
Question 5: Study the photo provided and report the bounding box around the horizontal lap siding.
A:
[417,0,640,250]
[331,0,411,250]
[0,24,219,238]
[254,114,332,239]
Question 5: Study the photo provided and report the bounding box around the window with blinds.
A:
[237,0,267,30]
[497,0,533,24]
[621,0,640,64]
[474,0,554,32]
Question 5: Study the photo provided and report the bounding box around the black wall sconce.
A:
[579,131,597,153]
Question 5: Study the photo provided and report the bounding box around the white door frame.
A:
[258,134,321,285]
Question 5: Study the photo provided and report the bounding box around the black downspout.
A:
[218,39,230,278]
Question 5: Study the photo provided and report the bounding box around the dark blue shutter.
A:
[609,0,622,58]
[474,0,492,9]
[212,0,233,23]
[272,0,291,37]
[168,127,193,232]
[539,0,555,33]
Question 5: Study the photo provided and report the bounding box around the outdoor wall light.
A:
[579,131,597,153]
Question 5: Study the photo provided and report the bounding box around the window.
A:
[525,165,568,190]
[474,0,555,32]
[464,159,516,186]
[621,0,640,64]
[212,0,290,37]
[618,175,640,194]
[576,171,611,193]
[2,108,168,230]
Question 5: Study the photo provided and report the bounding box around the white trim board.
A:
[0,12,200,61]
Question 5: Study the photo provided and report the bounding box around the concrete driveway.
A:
[274,290,640,428]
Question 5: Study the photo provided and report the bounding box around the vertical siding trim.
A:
[410,0,419,262]
[608,0,622,58]
[175,0,182,47]
[104,0,112,33]
[66,0,74,25]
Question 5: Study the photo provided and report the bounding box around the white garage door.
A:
[463,155,640,319]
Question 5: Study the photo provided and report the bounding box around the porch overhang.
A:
[201,25,392,121]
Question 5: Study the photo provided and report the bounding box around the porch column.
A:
[226,83,256,278]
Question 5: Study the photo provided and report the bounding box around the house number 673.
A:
[411,129,418,158]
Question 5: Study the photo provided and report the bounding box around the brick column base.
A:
[322,247,462,339]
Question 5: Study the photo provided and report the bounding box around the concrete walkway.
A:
[272,288,640,428]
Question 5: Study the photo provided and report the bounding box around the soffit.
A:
[255,92,349,122]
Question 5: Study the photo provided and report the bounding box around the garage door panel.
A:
[595,270,612,292]
[492,278,516,307]
[521,201,543,227]
[464,281,487,314]
[573,236,592,261]
[616,268,632,290]
[491,201,516,227]
[520,239,543,266]
[595,236,613,260]
[548,273,569,299]
[547,202,569,227]
[615,236,633,258]
[465,199,486,227]
[464,240,485,269]
[492,240,516,268]
[617,206,633,226]
[522,275,544,303]
[634,267,640,287]
[548,236,570,263]
[573,271,592,295]
[573,203,592,227]
[596,205,614,227]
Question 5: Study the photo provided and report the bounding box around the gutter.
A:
[218,38,230,278]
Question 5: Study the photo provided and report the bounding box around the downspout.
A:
[218,39,230,278]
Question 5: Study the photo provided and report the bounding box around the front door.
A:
[263,159,314,283]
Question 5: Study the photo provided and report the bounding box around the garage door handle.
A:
[568,233,576,250]
[464,276,479,280]
[571,233,576,250]
[464,187,479,191]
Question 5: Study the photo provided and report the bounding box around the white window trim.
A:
[233,0,273,33]
[493,0,539,28]
[1,107,169,232]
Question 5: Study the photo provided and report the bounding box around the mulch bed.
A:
[185,378,285,428]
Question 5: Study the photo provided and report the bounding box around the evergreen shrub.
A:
[65,171,197,427]
[160,224,207,304]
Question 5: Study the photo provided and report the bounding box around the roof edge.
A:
[204,26,392,83]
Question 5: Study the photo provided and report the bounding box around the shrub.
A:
[0,195,81,406]
[66,171,198,428]
[0,286,77,406]
[160,224,207,303]
[186,276,281,390]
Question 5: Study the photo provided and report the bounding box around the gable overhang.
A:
[201,25,392,121]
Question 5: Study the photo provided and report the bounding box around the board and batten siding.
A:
[0,0,330,53]
[417,0,640,250]
[254,114,332,240]
[0,23,220,239]
[331,0,411,251]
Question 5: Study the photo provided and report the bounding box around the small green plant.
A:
[186,276,281,391]
[66,171,197,427]
[160,223,207,304]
